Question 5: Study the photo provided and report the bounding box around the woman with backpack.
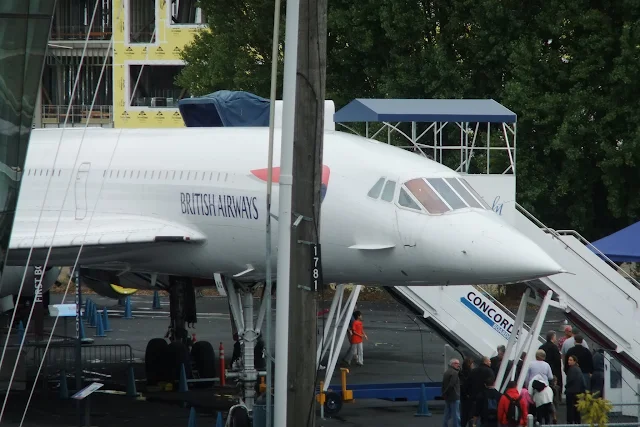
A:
[498,381,528,427]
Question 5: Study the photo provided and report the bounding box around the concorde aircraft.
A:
[3,126,561,292]
[0,126,563,399]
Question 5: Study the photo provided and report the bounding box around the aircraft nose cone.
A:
[467,212,563,283]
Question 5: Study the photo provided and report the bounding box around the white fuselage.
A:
[7,127,561,287]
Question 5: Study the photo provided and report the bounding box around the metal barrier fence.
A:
[28,343,135,374]
[528,414,640,427]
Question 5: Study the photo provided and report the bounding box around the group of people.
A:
[441,325,606,427]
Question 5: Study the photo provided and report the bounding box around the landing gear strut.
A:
[220,274,268,412]
[145,276,216,387]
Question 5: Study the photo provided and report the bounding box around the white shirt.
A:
[561,336,589,355]
[525,360,554,388]
[528,374,554,407]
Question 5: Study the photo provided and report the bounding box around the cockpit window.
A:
[445,178,483,208]
[459,178,491,209]
[405,178,450,214]
[426,178,467,210]
[398,187,422,210]
[367,177,385,199]
[381,180,396,202]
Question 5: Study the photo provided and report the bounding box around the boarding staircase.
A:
[512,203,640,377]
[384,284,543,360]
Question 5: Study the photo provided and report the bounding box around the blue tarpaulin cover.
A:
[177,90,271,127]
[590,221,640,263]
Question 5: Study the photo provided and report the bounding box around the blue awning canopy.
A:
[591,221,640,263]
[177,90,271,127]
[333,99,517,124]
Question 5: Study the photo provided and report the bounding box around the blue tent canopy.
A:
[177,90,271,127]
[591,221,640,263]
[333,99,517,123]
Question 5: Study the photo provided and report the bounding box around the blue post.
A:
[79,316,86,340]
[88,304,96,328]
[123,296,133,319]
[83,299,91,320]
[152,290,161,309]
[187,407,197,427]
[59,370,69,399]
[179,363,188,392]
[215,412,224,427]
[17,321,25,344]
[94,312,106,337]
[127,366,137,397]
[102,307,112,332]
[414,383,432,417]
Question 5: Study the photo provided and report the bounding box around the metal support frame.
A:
[338,119,517,175]
[316,285,362,419]
[495,291,529,391]
[223,276,269,411]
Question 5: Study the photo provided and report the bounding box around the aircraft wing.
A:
[6,215,206,267]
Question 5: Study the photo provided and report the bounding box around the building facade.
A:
[37,0,205,129]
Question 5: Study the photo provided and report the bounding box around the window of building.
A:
[129,0,156,44]
[367,177,385,199]
[398,188,422,211]
[380,180,396,202]
[170,0,204,25]
[404,178,450,214]
[129,65,189,107]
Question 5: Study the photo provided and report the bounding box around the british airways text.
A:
[180,192,259,220]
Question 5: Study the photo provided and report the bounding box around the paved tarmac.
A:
[0,291,629,426]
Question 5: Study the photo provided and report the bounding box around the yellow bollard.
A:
[316,381,326,405]
[340,368,353,402]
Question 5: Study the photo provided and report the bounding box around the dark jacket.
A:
[469,365,495,400]
[442,366,461,402]
[565,364,586,394]
[460,366,473,400]
[540,340,562,377]
[475,387,503,426]
[566,345,594,374]
[593,351,605,372]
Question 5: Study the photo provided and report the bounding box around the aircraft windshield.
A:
[402,177,489,214]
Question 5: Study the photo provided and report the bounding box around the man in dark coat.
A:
[442,358,462,427]
[469,356,496,403]
[565,334,594,389]
[540,330,563,392]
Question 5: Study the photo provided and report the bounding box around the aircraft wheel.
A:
[145,338,168,386]
[228,406,250,427]
[190,341,216,387]
[166,341,193,383]
[324,392,343,416]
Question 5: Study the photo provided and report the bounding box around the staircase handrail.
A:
[555,229,640,292]
[515,203,638,308]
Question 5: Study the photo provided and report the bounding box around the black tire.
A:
[165,341,193,383]
[228,406,250,427]
[190,341,216,388]
[324,392,343,416]
[145,338,168,386]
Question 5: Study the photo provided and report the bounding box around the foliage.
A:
[178,0,640,240]
[576,391,613,427]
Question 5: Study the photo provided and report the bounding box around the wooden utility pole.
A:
[286,0,328,425]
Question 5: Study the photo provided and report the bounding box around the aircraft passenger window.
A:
[398,188,422,211]
[367,178,385,199]
[459,178,491,209]
[445,178,483,208]
[426,178,467,210]
[405,178,450,214]
[381,180,396,202]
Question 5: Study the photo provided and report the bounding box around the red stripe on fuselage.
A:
[250,165,331,186]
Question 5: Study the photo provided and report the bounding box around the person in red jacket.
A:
[498,381,528,426]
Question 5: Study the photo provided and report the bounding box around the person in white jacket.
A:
[529,373,555,425]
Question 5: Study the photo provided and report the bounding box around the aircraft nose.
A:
[464,211,563,283]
